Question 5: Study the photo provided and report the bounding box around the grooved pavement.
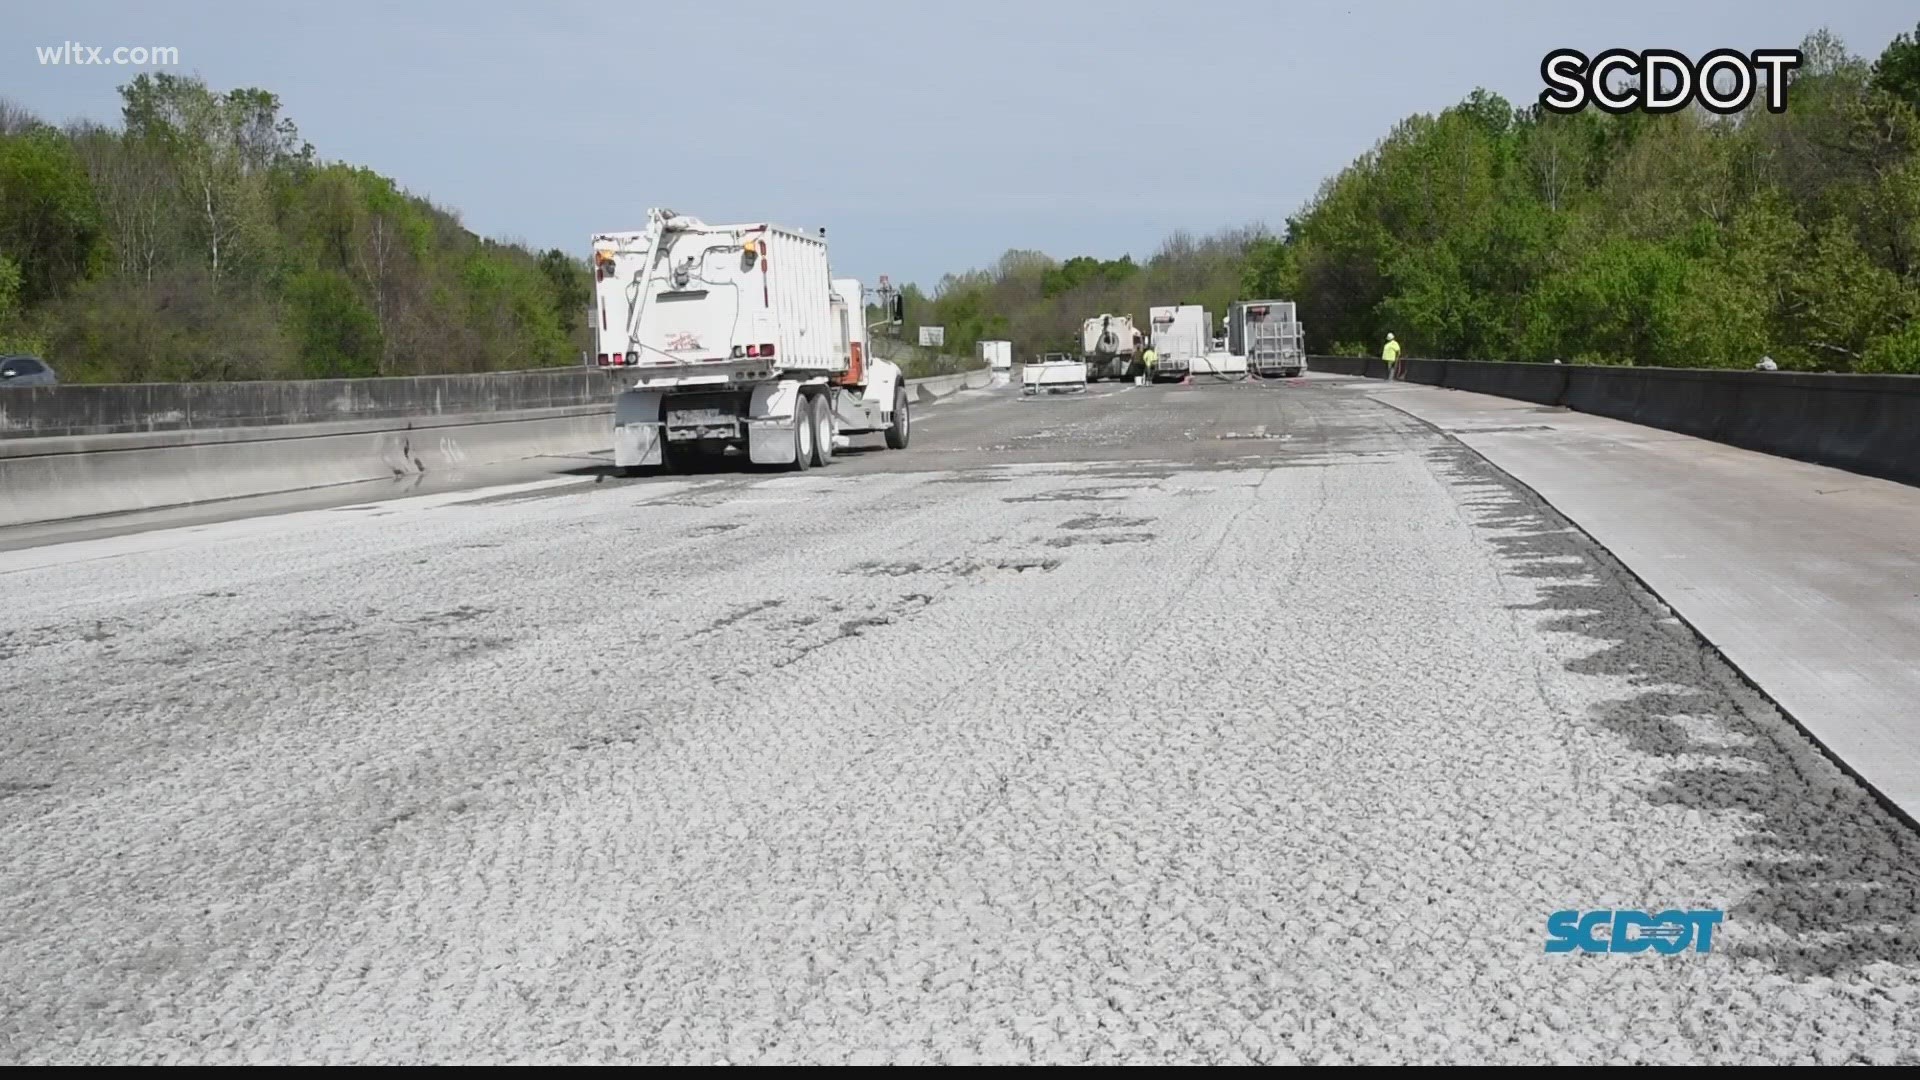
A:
[3,379,1919,1064]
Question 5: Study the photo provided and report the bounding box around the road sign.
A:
[919,326,945,348]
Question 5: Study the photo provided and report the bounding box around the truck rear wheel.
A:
[809,393,834,467]
[885,386,910,449]
[660,437,697,474]
[790,399,814,472]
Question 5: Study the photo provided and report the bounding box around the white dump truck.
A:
[1080,314,1140,382]
[1148,305,1209,381]
[591,209,911,474]
[1227,300,1306,378]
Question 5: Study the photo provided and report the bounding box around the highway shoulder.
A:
[1380,385,1920,825]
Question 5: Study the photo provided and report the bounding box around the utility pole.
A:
[867,274,904,358]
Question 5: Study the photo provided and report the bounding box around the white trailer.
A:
[1023,351,1088,395]
[977,340,1013,369]
[1148,305,1209,381]
[1228,300,1306,378]
[592,209,910,474]
[1080,314,1140,382]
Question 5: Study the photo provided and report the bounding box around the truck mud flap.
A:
[746,421,797,464]
[614,422,663,467]
[613,389,666,468]
[747,382,803,465]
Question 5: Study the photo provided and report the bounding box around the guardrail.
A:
[1311,356,1920,488]
[0,366,994,529]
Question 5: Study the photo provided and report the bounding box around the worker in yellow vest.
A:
[1140,346,1157,385]
[1382,333,1401,380]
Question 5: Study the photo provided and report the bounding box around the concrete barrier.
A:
[910,365,994,403]
[1427,359,1570,405]
[0,367,625,440]
[1310,355,1920,489]
[0,367,998,528]
[0,407,611,529]
[1307,356,1369,377]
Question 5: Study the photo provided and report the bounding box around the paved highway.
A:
[4,375,1919,1064]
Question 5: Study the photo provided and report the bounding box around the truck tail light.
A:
[746,345,760,358]
[731,345,746,359]
[624,351,638,365]
[596,353,610,366]
[759,343,775,358]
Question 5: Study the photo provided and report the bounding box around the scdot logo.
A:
[1545,909,1724,954]
[1540,48,1803,115]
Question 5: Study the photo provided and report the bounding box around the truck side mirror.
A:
[890,295,906,324]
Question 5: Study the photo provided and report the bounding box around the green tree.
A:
[286,269,382,378]
[0,127,105,302]
[537,248,589,339]
[0,252,44,354]
[1871,21,1920,110]
[120,74,309,283]
[1858,320,1920,372]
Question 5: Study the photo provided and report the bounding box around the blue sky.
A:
[9,1,1917,291]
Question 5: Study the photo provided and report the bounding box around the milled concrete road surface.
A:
[4,378,1920,1065]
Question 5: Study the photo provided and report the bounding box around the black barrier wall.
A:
[0,368,627,439]
[1309,356,1920,489]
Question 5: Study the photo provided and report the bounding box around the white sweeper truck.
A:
[591,209,911,474]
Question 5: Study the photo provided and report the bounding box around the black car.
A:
[0,355,57,387]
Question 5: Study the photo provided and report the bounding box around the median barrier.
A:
[0,367,998,528]
[911,365,993,403]
[0,367,622,440]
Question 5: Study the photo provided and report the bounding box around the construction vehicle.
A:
[1023,351,1089,395]
[1080,314,1139,382]
[1228,300,1306,378]
[1192,321,1247,377]
[1148,305,1209,382]
[591,208,910,475]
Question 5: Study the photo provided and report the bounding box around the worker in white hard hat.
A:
[1382,332,1402,381]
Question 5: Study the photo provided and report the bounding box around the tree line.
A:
[0,75,589,382]
[5,25,1917,383]
[902,26,1920,373]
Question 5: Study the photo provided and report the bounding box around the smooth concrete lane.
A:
[1361,376,1920,822]
[4,379,1920,1065]
[0,455,611,555]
